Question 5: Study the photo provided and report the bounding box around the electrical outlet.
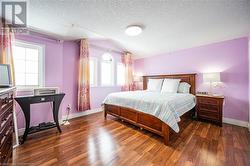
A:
[66,104,71,112]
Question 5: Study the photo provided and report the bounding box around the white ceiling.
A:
[19,0,250,58]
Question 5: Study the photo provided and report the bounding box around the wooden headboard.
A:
[143,73,196,95]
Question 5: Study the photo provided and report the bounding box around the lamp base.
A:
[211,93,223,97]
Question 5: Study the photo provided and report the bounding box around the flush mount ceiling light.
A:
[125,25,142,36]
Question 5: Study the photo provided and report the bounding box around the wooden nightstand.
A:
[196,94,224,126]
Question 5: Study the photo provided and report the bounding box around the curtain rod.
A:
[89,43,124,54]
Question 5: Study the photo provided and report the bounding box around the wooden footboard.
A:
[104,104,170,145]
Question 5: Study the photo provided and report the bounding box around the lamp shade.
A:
[203,72,221,83]
[133,75,142,82]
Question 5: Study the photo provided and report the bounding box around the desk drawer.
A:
[0,115,13,147]
[0,102,12,115]
[0,126,12,148]
[0,117,13,144]
[0,132,12,164]
[0,110,13,132]
[30,96,55,103]
[0,88,14,165]
[0,93,13,110]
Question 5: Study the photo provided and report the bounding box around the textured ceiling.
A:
[13,0,250,58]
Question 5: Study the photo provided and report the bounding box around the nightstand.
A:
[196,94,224,126]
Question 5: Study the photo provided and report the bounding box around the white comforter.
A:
[103,91,196,132]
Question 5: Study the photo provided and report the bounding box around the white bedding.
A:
[103,91,196,133]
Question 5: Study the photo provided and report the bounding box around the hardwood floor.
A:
[11,112,250,166]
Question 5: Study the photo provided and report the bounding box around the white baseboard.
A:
[18,107,103,136]
[223,117,249,128]
[61,107,103,121]
[18,128,25,137]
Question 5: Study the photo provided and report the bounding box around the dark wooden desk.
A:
[15,93,65,144]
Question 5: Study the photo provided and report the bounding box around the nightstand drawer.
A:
[199,103,219,112]
[198,109,219,121]
[196,94,224,126]
[198,98,219,105]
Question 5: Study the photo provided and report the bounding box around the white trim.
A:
[17,108,103,136]
[117,62,125,86]
[13,103,20,148]
[61,107,103,121]
[18,128,25,137]
[101,54,115,86]
[89,57,98,87]
[13,40,45,88]
[223,117,249,128]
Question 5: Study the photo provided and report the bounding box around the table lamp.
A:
[203,72,221,95]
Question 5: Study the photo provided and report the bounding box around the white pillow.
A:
[178,82,191,93]
[161,79,181,93]
[147,79,163,91]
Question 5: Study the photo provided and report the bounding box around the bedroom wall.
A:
[15,33,123,129]
[15,33,64,129]
[134,37,249,123]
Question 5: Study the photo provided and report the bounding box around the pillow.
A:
[147,79,163,91]
[161,79,181,93]
[178,82,191,93]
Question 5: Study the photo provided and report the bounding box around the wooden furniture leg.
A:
[162,123,170,145]
[104,110,107,119]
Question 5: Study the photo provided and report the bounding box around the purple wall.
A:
[61,41,79,114]
[15,35,123,129]
[134,37,249,122]
[15,34,64,128]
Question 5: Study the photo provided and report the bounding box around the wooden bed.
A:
[104,74,196,145]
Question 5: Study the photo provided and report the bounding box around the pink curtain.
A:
[77,39,90,111]
[0,20,15,84]
[121,52,135,91]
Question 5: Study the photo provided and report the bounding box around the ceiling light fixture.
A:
[125,25,142,36]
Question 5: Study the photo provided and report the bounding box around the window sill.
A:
[15,87,38,94]
[90,85,122,88]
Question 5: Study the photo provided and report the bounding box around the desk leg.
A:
[21,104,30,144]
[53,101,62,133]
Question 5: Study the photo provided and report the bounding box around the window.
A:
[101,53,114,86]
[12,41,44,88]
[117,63,125,85]
[89,58,97,86]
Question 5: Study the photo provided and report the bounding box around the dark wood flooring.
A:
[11,112,250,166]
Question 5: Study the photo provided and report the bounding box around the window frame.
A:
[89,57,98,87]
[116,62,125,86]
[100,54,114,86]
[13,40,45,91]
